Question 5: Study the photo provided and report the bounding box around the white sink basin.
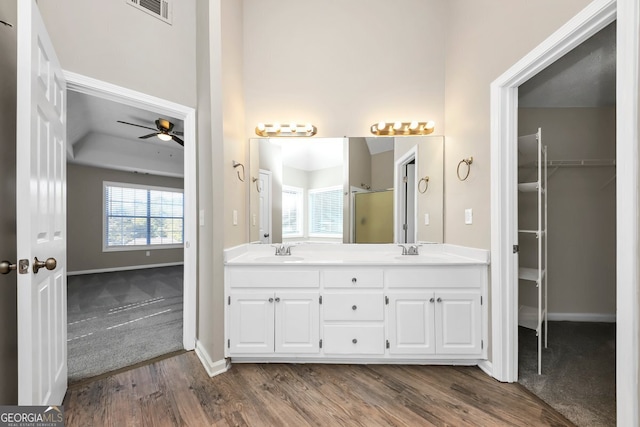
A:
[253,256,305,263]
[394,255,452,262]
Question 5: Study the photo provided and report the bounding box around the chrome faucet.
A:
[272,244,292,256]
[399,244,420,255]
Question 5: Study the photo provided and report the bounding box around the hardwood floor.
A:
[63,352,575,426]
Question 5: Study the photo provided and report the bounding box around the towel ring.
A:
[418,176,430,194]
[252,177,262,193]
[232,161,245,182]
[457,157,473,181]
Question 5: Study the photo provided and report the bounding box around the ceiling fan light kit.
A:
[117,118,184,146]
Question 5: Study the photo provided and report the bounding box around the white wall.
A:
[0,0,18,404]
[519,108,616,317]
[443,0,593,249]
[243,0,447,138]
[37,0,197,107]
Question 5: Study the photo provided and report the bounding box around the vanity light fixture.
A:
[370,120,435,136]
[255,122,317,137]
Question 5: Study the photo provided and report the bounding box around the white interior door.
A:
[16,0,67,405]
[259,170,272,244]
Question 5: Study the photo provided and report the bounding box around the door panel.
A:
[16,0,67,405]
[229,293,274,354]
[388,293,435,355]
[275,292,319,353]
[435,292,482,355]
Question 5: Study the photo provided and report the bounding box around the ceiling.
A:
[519,22,616,108]
[278,138,344,171]
[67,91,185,178]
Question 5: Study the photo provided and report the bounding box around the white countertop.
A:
[224,243,489,266]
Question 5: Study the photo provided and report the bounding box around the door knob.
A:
[264,233,270,238]
[33,257,57,274]
[0,261,17,275]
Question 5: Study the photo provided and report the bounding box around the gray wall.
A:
[348,137,372,190]
[67,164,184,272]
[518,108,616,316]
[371,151,394,190]
[0,0,18,405]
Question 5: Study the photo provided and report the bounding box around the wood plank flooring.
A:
[63,352,575,426]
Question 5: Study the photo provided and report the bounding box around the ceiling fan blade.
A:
[117,120,157,131]
[173,131,184,136]
[172,135,184,146]
[139,133,158,139]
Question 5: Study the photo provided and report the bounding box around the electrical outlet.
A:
[199,209,205,226]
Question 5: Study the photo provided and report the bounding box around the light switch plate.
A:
[199,209,205,226]
[424,213,430,225]
[233,210,238,225]
[465,208,473,225]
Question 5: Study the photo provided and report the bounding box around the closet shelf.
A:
[519,267,546,282]
[518,182,543,192]
[518,305,547,334]
[518,229,546,237]
[518,134,539,157]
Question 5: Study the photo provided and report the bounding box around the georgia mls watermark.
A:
[0,406,64,427]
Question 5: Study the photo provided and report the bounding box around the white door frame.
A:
[490,0,639,423]
[258,169,272,244]
[64,71,197,351]
[394,146,418,243]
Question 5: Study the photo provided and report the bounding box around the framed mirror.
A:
[248,135,444,244]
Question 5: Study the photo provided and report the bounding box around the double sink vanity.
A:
[224,243,489,365]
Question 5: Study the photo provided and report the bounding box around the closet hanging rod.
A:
[520,159,615,168]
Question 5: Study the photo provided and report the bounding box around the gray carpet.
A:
[67,266,183,382]
[518,322,616,427]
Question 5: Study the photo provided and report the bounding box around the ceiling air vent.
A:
[126,0,172,25]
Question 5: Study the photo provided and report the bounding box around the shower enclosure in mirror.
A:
[248,135,444,244]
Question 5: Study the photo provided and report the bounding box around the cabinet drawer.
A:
[322,268,383,288]
[323,325,385,355]
[227,268,319,288]
[386,266,484,288]
[323,293,384,321]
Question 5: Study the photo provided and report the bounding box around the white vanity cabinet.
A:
[224,244,489,364]
[226,267,321,356]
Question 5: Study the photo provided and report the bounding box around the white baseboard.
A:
[547,312,616,322]
[195,340,230,377]
[67,262,184,276]
[477,360,493,377]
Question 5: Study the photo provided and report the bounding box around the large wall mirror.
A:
[248,136,444,244]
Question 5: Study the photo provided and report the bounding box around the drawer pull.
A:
[352,338,358,344]
[268,297,274,303]
[275,297,281,302]
[351,277,357,284]
[352,305,357,310]
[430,297,434,303]
[437,297,442,303]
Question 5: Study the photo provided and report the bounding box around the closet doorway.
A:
[514,22,616,426]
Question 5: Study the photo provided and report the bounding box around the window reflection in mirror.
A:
[249,136,443,245]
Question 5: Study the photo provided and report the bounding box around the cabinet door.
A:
[229,292,275,354]
[275,292,320,354]
[387,293,435,355]
[435,292,482,355]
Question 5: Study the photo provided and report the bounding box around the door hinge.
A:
[513,244,519,254]
[228,296,230,305]
[481,340,484,350]
[319,295,323,304]
[227,339,230,348]
[385,296,389,305]
[319,339,323,349]
[403,176,408,183]
[386,339,390,349]
[403,224,408,231]
[480,296,483,305]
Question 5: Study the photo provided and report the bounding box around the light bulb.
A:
[393,121,402,130]
[157,133,172,141]
[409,121,419,130]
[257,123,266,131]
[305,123,314,132]
[273,123,281,132]
[377,121,386,131]
[425,121,435,130]
[289,123,297,133]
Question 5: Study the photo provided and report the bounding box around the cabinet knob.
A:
[268,297,274,303]
[351,277,357,284]
[275,297,281,302]
[430,297,434,303]
[352,305,357,310]
[437,297,442,303]
[352,338,358,344]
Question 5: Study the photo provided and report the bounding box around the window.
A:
[309,186,343,237]
[282,186,304,237]
[104,182,183,251]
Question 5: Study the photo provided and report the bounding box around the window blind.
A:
[309,186,343,236]
[282,186,303,236]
